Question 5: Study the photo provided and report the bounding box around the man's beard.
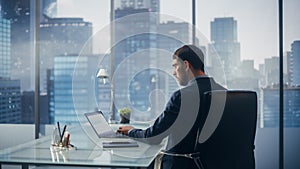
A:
[178,75,188,86]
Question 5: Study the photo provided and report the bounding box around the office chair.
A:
[157,90,257,169]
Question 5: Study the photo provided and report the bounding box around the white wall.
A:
[0,124,35,150]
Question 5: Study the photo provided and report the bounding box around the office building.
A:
[40,17,93,92]
[264,56,279,86]
[114,7,158,66]
[0,0,57,90]
[51,54,100,125]
[21,91,49,124]
[0,16,22,124]
[115,0,159,13]
[20,91,35,123]
[46,69,55,123]
[0,0,32,90]
[227,59,259,90]
[158,21,192,53]
[291,40,300,86]
[52,53,112,121]
[0,0,33,90]
[0,79,21,123]
[239,60,257,78]
[157,21,192,97]
[0,18,11,79]
[286,51,293,85]
[262,85,300,127]
[258,63,267,87]
[209,17,241,81]
[112,0,160,120]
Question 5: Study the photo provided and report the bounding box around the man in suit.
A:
[117,45,226,169]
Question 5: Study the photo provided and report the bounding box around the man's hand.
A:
[117,126,134,135]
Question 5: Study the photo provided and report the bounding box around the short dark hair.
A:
[173,45,205,71]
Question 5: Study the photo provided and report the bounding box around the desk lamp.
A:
[97,68,115,122]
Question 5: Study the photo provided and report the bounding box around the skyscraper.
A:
[0,79,21,123]
[209,17,241,81]
[112,0,160,119]
[227,59,259,90]
[262,85,300,127]
[0,18,11,79]
[0,17,21,124]
[0,0,32,90]
[291,40,300,86]
[158,21,192,53]
[51,54,100,125]
[115,0,159,13]
[21,91,49,124]
[286,51,293,85]
[0,0,57,90]
[264,56,279,86]
[40,17,93,92]
[157,21,195,96]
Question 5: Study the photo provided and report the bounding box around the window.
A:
[0,0,299,168]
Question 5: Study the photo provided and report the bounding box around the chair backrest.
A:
[196,90,257,169]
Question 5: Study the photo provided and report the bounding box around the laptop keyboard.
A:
[115,132,128,138]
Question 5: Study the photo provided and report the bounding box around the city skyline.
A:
[0,0,299,128]
[57,0,300,68]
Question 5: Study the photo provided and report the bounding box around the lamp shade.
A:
[97,69,109,78]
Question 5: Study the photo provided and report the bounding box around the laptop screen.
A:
[85,111,115,137]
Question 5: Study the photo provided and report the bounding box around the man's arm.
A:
[118,90,181,143]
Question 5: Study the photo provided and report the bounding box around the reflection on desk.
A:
[0,124,166,168]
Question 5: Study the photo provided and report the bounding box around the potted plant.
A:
[118,107,131,124]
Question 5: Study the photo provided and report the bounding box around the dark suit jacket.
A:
[128,77,225,169]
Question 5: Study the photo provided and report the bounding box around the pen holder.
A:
[51,127,61,145]
[51,127,72,148]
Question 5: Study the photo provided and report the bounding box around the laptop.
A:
[84,111,128,138]
[84,111,139,148]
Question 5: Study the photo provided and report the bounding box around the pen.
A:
[67,133,70,147]
[60,125,67,143]
[66,132,70,147]
[69,144,76,149]
[57,122,62,141]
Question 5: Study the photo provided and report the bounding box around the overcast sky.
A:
[57,0,300,68]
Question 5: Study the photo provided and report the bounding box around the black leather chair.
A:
[158,90,257,169]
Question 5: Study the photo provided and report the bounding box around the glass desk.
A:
[0,123,166,169]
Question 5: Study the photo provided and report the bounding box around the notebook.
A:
[84,111,138,148]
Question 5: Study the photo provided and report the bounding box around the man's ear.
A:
[183,60,191,71]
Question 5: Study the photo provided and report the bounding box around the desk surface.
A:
[0,123,165,168]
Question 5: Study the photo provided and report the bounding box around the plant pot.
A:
[120,113,130,124]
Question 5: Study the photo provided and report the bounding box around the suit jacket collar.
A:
[188,75,209,86]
